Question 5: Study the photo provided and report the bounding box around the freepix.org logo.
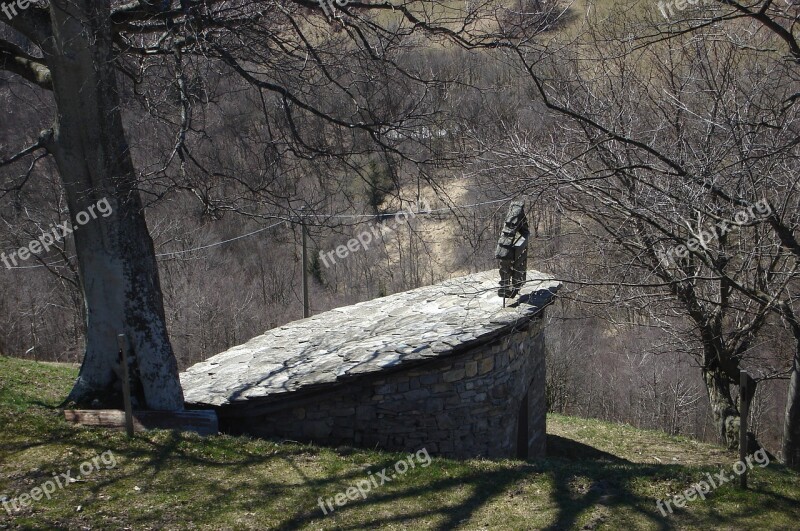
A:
[656,199,772,268]
[657,0,710,19]
[1,197,113,269]
[656,449,770,516]
[318,199,431,269]
[1,0,33,21]
[318,0,349,18]
[318,448,431,515]
[2,450,118,515]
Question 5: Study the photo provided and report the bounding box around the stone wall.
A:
[220,314,546,459]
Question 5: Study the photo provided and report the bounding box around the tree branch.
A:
[0,129,53,168]
[0,38,52,90]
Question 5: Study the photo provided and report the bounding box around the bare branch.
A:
[0,129,52,168]
[0,37,52,90]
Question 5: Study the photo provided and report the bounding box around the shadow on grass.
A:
[546,434,625,462]
[2,420,799,530]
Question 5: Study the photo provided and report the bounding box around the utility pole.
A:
[300,209,310,318]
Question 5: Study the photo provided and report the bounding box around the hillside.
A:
[0,356,798,530]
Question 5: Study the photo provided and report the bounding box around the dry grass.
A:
[1,355,798,530]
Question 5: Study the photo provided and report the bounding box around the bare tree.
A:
[0,0,527,408]
[457,9,799,453]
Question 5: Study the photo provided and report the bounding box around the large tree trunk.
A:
[702,366,740,449]
[783,333,800,470]
[45,0,184,410]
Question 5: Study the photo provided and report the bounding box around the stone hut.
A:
[180,270,560,459]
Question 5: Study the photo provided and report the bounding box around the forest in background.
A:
[0,0,796,459]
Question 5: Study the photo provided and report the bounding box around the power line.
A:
[5,197,512,270]
[155,220,286,258]
[7,259,73,270]
[297,197,511,219]
[5,220,289,270]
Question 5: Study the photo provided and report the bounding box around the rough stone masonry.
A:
[180,270,560,458]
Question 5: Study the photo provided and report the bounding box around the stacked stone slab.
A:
[181,270,560,459]
[495,201,530,299]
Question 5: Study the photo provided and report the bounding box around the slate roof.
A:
[180,270,560,408]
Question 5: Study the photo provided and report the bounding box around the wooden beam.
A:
[64,409,218,436]
[739,372,756,489]
[117,334,135,438]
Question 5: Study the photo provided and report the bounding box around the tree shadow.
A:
[275,434,660,530]
[3,422,799,530]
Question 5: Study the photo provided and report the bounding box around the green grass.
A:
[0,355,798,530]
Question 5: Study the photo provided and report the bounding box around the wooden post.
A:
[117,334,135,438]
[739,371,755,489]
[64,409,218,436]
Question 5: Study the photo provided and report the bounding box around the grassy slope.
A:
[0,355,798,530]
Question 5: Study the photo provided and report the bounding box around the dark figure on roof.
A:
[495,201,529,299]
